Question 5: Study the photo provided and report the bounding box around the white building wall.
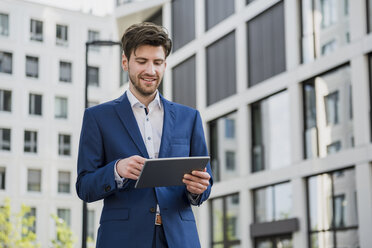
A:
[0,0,118,246]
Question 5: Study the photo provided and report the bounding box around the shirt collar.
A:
[127,89,162,110]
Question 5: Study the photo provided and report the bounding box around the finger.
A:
[183,178,209,189]
[190,171,211,179]
[186,185,205,194]
[132,155,146,164]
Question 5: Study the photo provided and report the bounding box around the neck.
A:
[129,85,156,107]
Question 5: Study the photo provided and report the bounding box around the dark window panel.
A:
[0,13,9,36]
[171,0,195,51]
[26,56,39,78]
[24,130,37,153]
[0,167,5,190]
[0,128,11,151]
[29,93,42,116]
[247,2,286,87]
[59,61,72,82]
[207,31,236,105]
[88,66,99,86]
[0,51,12,74]
[0,90,11,112]
[172,55,196,108]
[205,0,235,30]
[30,19,43,42]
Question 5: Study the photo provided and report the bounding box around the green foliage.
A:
[50,214,76,248]
[0,198,40,248]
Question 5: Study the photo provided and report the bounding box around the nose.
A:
[144,63,156,75]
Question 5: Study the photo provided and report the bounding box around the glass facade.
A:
[303,65,353,159]
[211,194,240,247]
[57,208,71,226]
[301,0,350,63]
[253,182,292,223]
[251,91,291,172]
[209,112,238,182]
[307,168,359,248]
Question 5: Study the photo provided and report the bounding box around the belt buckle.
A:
[155,213,162,225]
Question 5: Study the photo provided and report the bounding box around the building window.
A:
[210,194,240,247]
[26,56,39,78]
[58,171,70,193]
[370,55,372,141]
[255,235,292,248]
[88,66,99,86]
[209,112,238,182]
[57,208,71,226]
[171,0,195,51]
[29,93,42,116]
[254,182,292,223]
[207,31,236,105]
[0,167,5,190]
[172,55,196,108]
[247,2,286,87]
[0,89,11,112]
[30,19,43,42]
[251,91,291,172]
[205,0,234,30]
[59,61,72,82]
[55,97,68,119]
[324,91,339,125]
[56,24,68,46]
[369,0,372,33]
[0,128,10,151]
[303,65,353,159]
[307,168,359,247]
[24,130,37,153]
[24,207,36,234]
[88,30,100,51]
[58,134,71,156]
[27,169,41,192]
[0,13,9,36]
[88,210,95,240]
[0,51,12,74]
[301,0,350,63]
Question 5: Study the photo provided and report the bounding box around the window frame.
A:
[30,19,43,42]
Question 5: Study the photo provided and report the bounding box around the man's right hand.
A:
[116,155,146,180]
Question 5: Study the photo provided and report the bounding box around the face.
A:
[122,45,167,98]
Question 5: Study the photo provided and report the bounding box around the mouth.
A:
[140,76,157,85]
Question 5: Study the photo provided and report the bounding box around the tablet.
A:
[134,156,210,188]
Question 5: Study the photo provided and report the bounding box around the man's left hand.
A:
[183,168,211,195]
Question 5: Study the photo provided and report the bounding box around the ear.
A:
[122,52,128,71]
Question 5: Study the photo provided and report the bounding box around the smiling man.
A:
[76,22,213,248]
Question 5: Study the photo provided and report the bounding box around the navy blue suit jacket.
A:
[76,92,213,247]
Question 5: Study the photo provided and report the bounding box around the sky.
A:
[26,0,114,16]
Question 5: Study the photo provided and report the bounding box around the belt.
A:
[155,213,162,225]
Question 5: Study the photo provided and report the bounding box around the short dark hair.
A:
[121,22,172,60]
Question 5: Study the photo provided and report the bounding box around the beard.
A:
[129,71,161,97]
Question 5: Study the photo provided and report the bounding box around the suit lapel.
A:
[158,96,175,158]
[113,92,149,158]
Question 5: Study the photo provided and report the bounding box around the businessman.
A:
[76,22,213,248]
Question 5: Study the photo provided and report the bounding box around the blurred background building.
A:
[0,0,372,247]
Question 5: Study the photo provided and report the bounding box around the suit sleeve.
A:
[75,108,118,203]
[187,110,213,206]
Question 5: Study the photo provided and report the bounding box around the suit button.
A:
[150,207,156,213]
[104,185,111,192]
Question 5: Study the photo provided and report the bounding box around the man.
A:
[76,22,213,248]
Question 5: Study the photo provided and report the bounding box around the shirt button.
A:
[147,137,151,140]
[104,185,111,192]
[150,207,156,213]
[146,118,149,121]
